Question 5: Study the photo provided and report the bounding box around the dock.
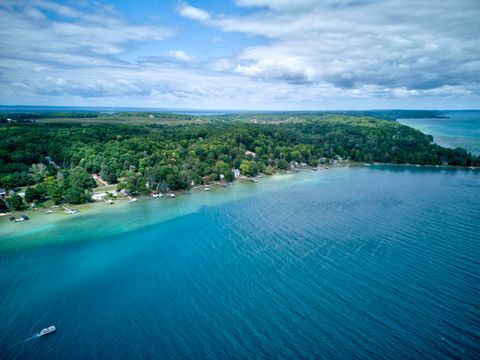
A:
[34,209,53,214]
[62,206,78,214]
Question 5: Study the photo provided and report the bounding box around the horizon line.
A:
[1,105,479,112]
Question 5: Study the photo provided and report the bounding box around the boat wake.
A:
[9,333,40,349]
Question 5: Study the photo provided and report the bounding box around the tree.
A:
[215,160,229,178]
[157,180,168,193]
[240,160,250,176]
[51,188,63,205]
[69,167,96,190]
[37,176,62,203]
[225,170,235,182]
[42,176,59,196]
[0,199,7,212]
[264,166,274,175]
[25,187,41,203]
[0,175,15,189]
[276,159,288,170]
[9,194,25,210]
[29,163,47,182]
[125,171,147,194]
[64,186,89,204]
[106,172,117,184]
[247,161,258,176]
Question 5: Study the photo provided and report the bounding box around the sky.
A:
[0,0,479,110]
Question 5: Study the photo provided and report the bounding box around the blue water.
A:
[1,166,480,359]
[399,111,480,155]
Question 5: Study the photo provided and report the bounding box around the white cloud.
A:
[210,58,234,72]
[0,0,479,109]
[168,50,192,62]
[196,0,480,98]
[0,0,174,68]
[235,0,319,12]
[177,2,211,22]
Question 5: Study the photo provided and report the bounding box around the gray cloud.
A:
[185,0,480,98]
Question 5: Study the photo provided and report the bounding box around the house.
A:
[245,150,256,158]
[219,174,225,180]
[91,190,117,201]
[148,114,155,118]
[201,176,211,184]
[92,192,107,201]
[0,188,6,198]
[232,169,240,178]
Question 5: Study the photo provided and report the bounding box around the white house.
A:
[91,190,117,201]
[245,150,256,158]
[0,188,6,198]
[232,169,240,178]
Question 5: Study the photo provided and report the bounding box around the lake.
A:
[398,110,480,155]
[1,165,479,359]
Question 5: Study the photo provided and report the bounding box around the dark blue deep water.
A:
[1,166,480,359]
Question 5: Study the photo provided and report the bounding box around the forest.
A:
[0,115,478,210]
[0,109,446,124]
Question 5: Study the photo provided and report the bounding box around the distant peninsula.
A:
[0,112,478,212]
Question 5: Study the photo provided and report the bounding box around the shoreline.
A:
[0,168,331,251]
[0,163,478,252]
[1,161,478,221]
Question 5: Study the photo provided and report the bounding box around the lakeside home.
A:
[92,190,117,201]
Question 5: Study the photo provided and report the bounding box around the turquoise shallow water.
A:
[398,110,480,155]
[1,166,480,359]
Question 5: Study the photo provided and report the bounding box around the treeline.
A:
[0,115,477,208]
[0,112,99,123]
[210,110,446,122]
[114,112,196,120]
[0,109,447,124]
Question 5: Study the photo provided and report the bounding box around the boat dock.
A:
[62,206,78,214]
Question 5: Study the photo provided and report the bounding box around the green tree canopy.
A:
[9,194,25,211]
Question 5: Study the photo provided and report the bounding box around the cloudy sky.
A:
[0,0,479,110]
